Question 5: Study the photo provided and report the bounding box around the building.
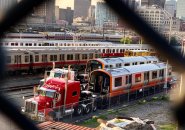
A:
[88,5,95,26]
[95,1,118,27]
[25,16,45,24]
[33,0,55,23]
[176,0,185,20]
[137,6,180,40]
[140,0,166,8]
[74,0,91,19]
[137,6,165,31]
[0,0,17,19]
[0,0,17,11]
[180,20,185,31]
[164,0,176,17]
[73,17,90,26]
[163,17,180,32]
[55,6,60,21]
[59,7,74,25]
[122,0,137,10]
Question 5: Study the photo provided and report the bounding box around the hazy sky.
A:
[56,0,99,9]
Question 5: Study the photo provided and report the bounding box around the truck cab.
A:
[39,68,75,87]
[22,77,97,121]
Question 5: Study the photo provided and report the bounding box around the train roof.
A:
[126,50,149,52]
[143,56,158,61]
[6,48,100,53]
[94,63,167,77]
[1,38,44,42]
[4,44,146,50]
[95,56,158,65]
[1,38,114,44]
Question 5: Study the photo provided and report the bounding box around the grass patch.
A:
[152,96,159,101]
[159,95,170,101]
[159,124,177,130]
[138,99,147,104]
[151,95,170,102]
[76,108,125,128]
[107,109,120,115]
[76,115,108,128]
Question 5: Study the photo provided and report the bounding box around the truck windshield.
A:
[87,60,102,72]
[54,72,62,78]
[39,90,55,98]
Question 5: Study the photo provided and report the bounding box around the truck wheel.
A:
[84,104,92,114]
[48,111,56,121]
[75,105,83,115]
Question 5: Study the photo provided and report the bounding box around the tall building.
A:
[0,0,17,18]
[137,6,180,38]
[33,0,55,23]
[137,6,165,31]
[74,0,91,19]
[59,7,74,25]
[176,0,185,20]
[88,5,95,26]
[164,0,176,17]
[55,6,60,21]
[95,1,118,27]
[140,0,166,8]
[122,0,136,10]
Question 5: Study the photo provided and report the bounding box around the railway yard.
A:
[0,33,180,130]
[0,76,177,130]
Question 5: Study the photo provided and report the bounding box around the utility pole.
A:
[103,22,105,41]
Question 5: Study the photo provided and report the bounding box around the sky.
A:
[56,0,99,9]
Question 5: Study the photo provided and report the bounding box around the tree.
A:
[120,37,132,44]
[170,36,180,46]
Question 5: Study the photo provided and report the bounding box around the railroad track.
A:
[0,84,38,92]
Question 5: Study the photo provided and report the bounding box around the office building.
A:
[164,0,176,17]
[176,0,185,20]
[74,0,91,19]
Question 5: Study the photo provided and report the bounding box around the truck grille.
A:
[25,101,36,113]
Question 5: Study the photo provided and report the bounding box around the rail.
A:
[0,84,37,92]
[0,0,184,130]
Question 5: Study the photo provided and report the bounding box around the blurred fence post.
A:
[71,104,73,120]
[119,94,121,104]
[143,87,145,97]
[108,94,111,108]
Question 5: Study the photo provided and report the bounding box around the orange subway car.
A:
[88,63,173,98]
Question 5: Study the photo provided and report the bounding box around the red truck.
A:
[22,77,97,121]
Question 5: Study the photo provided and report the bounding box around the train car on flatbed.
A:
[86,56,159,72]
[88,63,173,98]
[22,62,174,121]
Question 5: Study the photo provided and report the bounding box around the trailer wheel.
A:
[84,104,92,114]
[75,105,83,115]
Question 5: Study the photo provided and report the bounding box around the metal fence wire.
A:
[0,0,184,130]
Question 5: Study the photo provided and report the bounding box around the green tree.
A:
[170,37,179,46]
[120,37,132,44]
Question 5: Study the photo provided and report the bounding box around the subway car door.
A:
[42,54,48,69]
[14,55,22,71]
[144,71,149,86]
[29,54,34,73]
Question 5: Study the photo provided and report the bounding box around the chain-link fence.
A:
[0,0,185,129]
[32,83,173,124]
